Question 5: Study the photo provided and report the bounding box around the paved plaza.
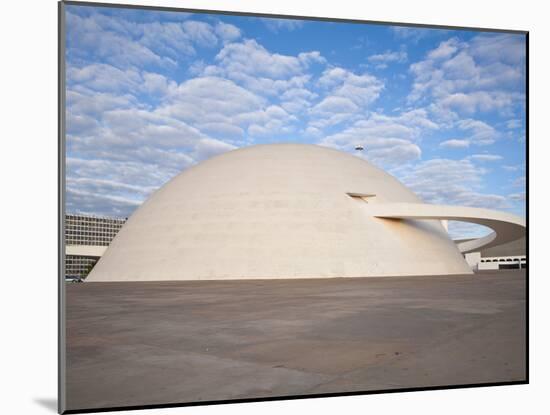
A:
[66,270,526,411]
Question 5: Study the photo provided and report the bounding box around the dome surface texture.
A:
[88,144,473,281]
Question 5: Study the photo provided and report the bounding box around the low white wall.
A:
[464,252,481,270]
[476,255,525,270]
[478,262,499,270]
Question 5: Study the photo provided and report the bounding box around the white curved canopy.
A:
[365,202,526,254]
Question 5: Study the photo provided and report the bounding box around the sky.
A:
[64,4,527,239]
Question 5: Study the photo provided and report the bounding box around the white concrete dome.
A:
[88,143,474,281]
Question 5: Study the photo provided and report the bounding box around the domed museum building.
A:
[87,144,525,281]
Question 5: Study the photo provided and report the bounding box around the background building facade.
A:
[463,237,527,270]
[65,214,126,279]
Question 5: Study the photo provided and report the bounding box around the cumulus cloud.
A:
[439,91,516,114]
[469,154,503,162]
[66,87,139,119]
[262,18,304,32]
[309,67,384,127]
[440,139,470,149]
[67,64,141,92]
[215,39,306,79]
[408,34,525,124]
[502,164,524,172]
[312,96,358,115]
[68,63,176,98]
[391,26,443,42]
[298,51,326,65]
[215,21,242,43]
[366,141,422,165]
[456,118,498,145]
[177,39,326,132]
[367,49,408,69]
[280,87,318,113]
[66,186,142,218]
[195,39,325,106]
[469,33,526,65]
[158,76,265,125]
[396,158,509,214]
[66,157,177,217]
[508,192,526,202]
[319,109,437,167]
[66,12,175,69]
[66,10,233,70]
[427,38,462,60]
